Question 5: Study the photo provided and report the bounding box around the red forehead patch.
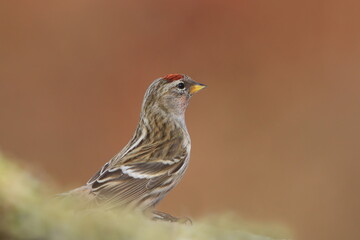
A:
[163,74,183,82]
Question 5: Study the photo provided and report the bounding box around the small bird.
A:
[66,74,206,223]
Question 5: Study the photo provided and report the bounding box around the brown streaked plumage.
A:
[65,74,206,223]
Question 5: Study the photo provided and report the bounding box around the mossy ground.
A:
[0,154,290,240]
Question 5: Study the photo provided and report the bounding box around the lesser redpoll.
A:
[66,74,206,223]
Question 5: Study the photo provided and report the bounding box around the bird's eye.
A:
[177,82,185,89]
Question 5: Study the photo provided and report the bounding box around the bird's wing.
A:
[86,139,187,208]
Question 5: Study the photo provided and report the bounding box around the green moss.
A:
[0,154,290,240]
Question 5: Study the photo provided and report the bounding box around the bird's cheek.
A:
[164,94,189,114]
[178,95,190,110]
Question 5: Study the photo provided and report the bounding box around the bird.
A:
[65,74,206,223]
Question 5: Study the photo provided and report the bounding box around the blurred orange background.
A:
[1,1,359,240]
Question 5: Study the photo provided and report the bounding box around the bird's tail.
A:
[56,185,92,199]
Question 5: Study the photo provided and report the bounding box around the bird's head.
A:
[141,74,206,118]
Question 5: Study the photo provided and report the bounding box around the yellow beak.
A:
[190,83,207,94]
